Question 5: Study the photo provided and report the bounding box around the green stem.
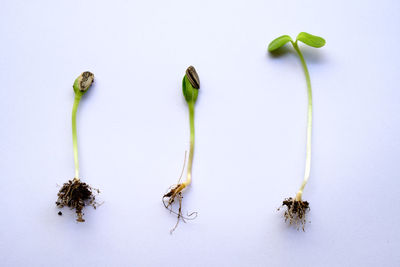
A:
[293,42,312,200]
[72,95,82,179]
[184,101,195,186]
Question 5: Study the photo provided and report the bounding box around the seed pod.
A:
[182,66,200,103]
[73,71,94,95]
[185,66,200,89]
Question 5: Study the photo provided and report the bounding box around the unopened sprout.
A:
[163,66,199,233]
[268,32,326,230]
[56,71,99,222]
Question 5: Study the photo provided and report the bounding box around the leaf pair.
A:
[268,32,325,52]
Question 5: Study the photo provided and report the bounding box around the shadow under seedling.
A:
[163,66,200,233]
[56,71,100,222]
[268,32,326,230]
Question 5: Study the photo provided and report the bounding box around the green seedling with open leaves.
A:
[268,32,325,230]
[163,66,200,233]
[56,72,100,222]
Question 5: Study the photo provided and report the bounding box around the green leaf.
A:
[296,32,326,48]
[268,35,293,52]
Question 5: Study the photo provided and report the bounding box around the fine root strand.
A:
[278,197,310,231]
[56,178,99,222]
[162,150,197,233]
[162,184,197,234]
[177,151,187,184]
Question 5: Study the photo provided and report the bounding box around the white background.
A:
[0,0,399,266]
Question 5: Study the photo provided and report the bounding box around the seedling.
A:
[268,32,325,230]
[56,71,99,222]
[163,66,200,233]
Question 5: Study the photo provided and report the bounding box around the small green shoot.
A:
[56,72,100,222]
[163,66,199,233]
[268,32,326,230]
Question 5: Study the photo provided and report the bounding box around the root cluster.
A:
[56,178,99,222]
[279,197,310,231]
[163,184,197,234]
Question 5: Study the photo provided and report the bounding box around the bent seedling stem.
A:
[163,66,200,233]
[56,72,100,222]
[268,32,326,230]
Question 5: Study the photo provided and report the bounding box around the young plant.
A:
[56,71,99,222]
[268,32,326,230]
[163,66,200,233]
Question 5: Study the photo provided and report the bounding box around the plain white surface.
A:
[0,0,399,266]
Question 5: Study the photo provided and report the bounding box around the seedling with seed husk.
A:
[56,71,100,222]
[268,32,326,230]
[163,66,200,233]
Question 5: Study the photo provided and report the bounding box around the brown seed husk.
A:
[186,66,200,89]
[279,197,310,231]
[56,178,99,222]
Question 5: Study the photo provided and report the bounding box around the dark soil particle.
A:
[280,197,310,231]
[56,178,99,222]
